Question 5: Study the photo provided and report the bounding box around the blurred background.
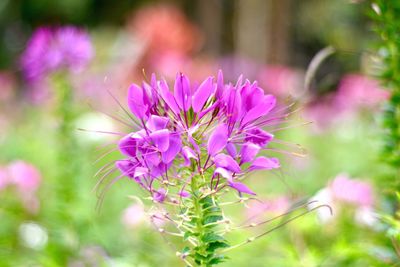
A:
[0,0,397,266]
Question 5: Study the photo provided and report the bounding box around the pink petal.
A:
[214,167,233,181]
[241,95,276,127]
[134,167,148,178]
[240,143,260,164]
[158,79,180,115]
[226,142,237,158]
[118,134,137,157]
[207,123,228,156]
[214,153,241,173]
[127,84,147,119]
[116,160,137,178]
[182,146,197,166]
[174,73,191,111]
[150,129,170,152]
[228,181,256,195]
[192,77,214,112]
[146,115,169,131]
[250,156,280,171]
[161,134,182,163]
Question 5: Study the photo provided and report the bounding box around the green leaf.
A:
[208,255,227,265]
[203,215,223,225]
[182,246,191,254]
[183,231,192,241]
[202,233,225,243]
[207,241,230,253]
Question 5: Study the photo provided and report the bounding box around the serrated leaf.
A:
[208,255,226,265]
[207,241,230,253]
[203,215,223,225]
[202,233,225,243]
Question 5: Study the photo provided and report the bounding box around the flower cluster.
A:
[21,26,93,83]
[107,71,290,265]
[115,71,281,200]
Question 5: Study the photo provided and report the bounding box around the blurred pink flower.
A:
[257,65,304,98]
[335,74,388,110]
[8,161,41,193]
[310,174,376,225]
[21,26,93,82]
[0,161,42,213]
[129,4,201,57]
[329,174,374,208]
[246,196,290,223]
[121,203,147,228]
[152,53,216,81]
[217,56,261,82]
[304,95,338,132]
[305,74,388,132]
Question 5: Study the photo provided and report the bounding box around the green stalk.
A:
[54,73,79,210]
[183,173,228,267]
[46,73,83,261]
[371,0,400,259]
[371,1,400,190]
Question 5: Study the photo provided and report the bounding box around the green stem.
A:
[184,174,227,266]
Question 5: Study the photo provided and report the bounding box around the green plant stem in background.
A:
[371,0,400,257]
[372,1,400,190]
[50,73,83,260]
[54,73,80,214]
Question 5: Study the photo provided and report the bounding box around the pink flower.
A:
[330,174,374,208]
[246,196,290,223]
[20,26,93,82]
[257,65,304,98]
[8,161,41,193]
[121,204,147,228]
[335,74,388,110]
[129,4,201,57]
[310,174,375,225]
[305,74,388,132]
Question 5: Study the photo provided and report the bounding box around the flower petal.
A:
[228,181,256,195]
[215,69,225,100]
[226,142,237,158]
[182,146,197,166]
[245,128,274,147]
[250,156,280,171]
[118,134,137,157]
[207,123,228,156]
[116,160,137,178]
[240,143,260,164]
[153,188,167,203]
[179,190,191,198]
[150,129,170,152]
[214,153,241,173]
[192,77,214,112]
[214,167,233,181]
[146,115,169,131]
[158,79,180,115]
[241,95,276,127]
[127,84,147,119]
[161,134,182,163]
[134,167,148,178]
[174,73,191,111]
